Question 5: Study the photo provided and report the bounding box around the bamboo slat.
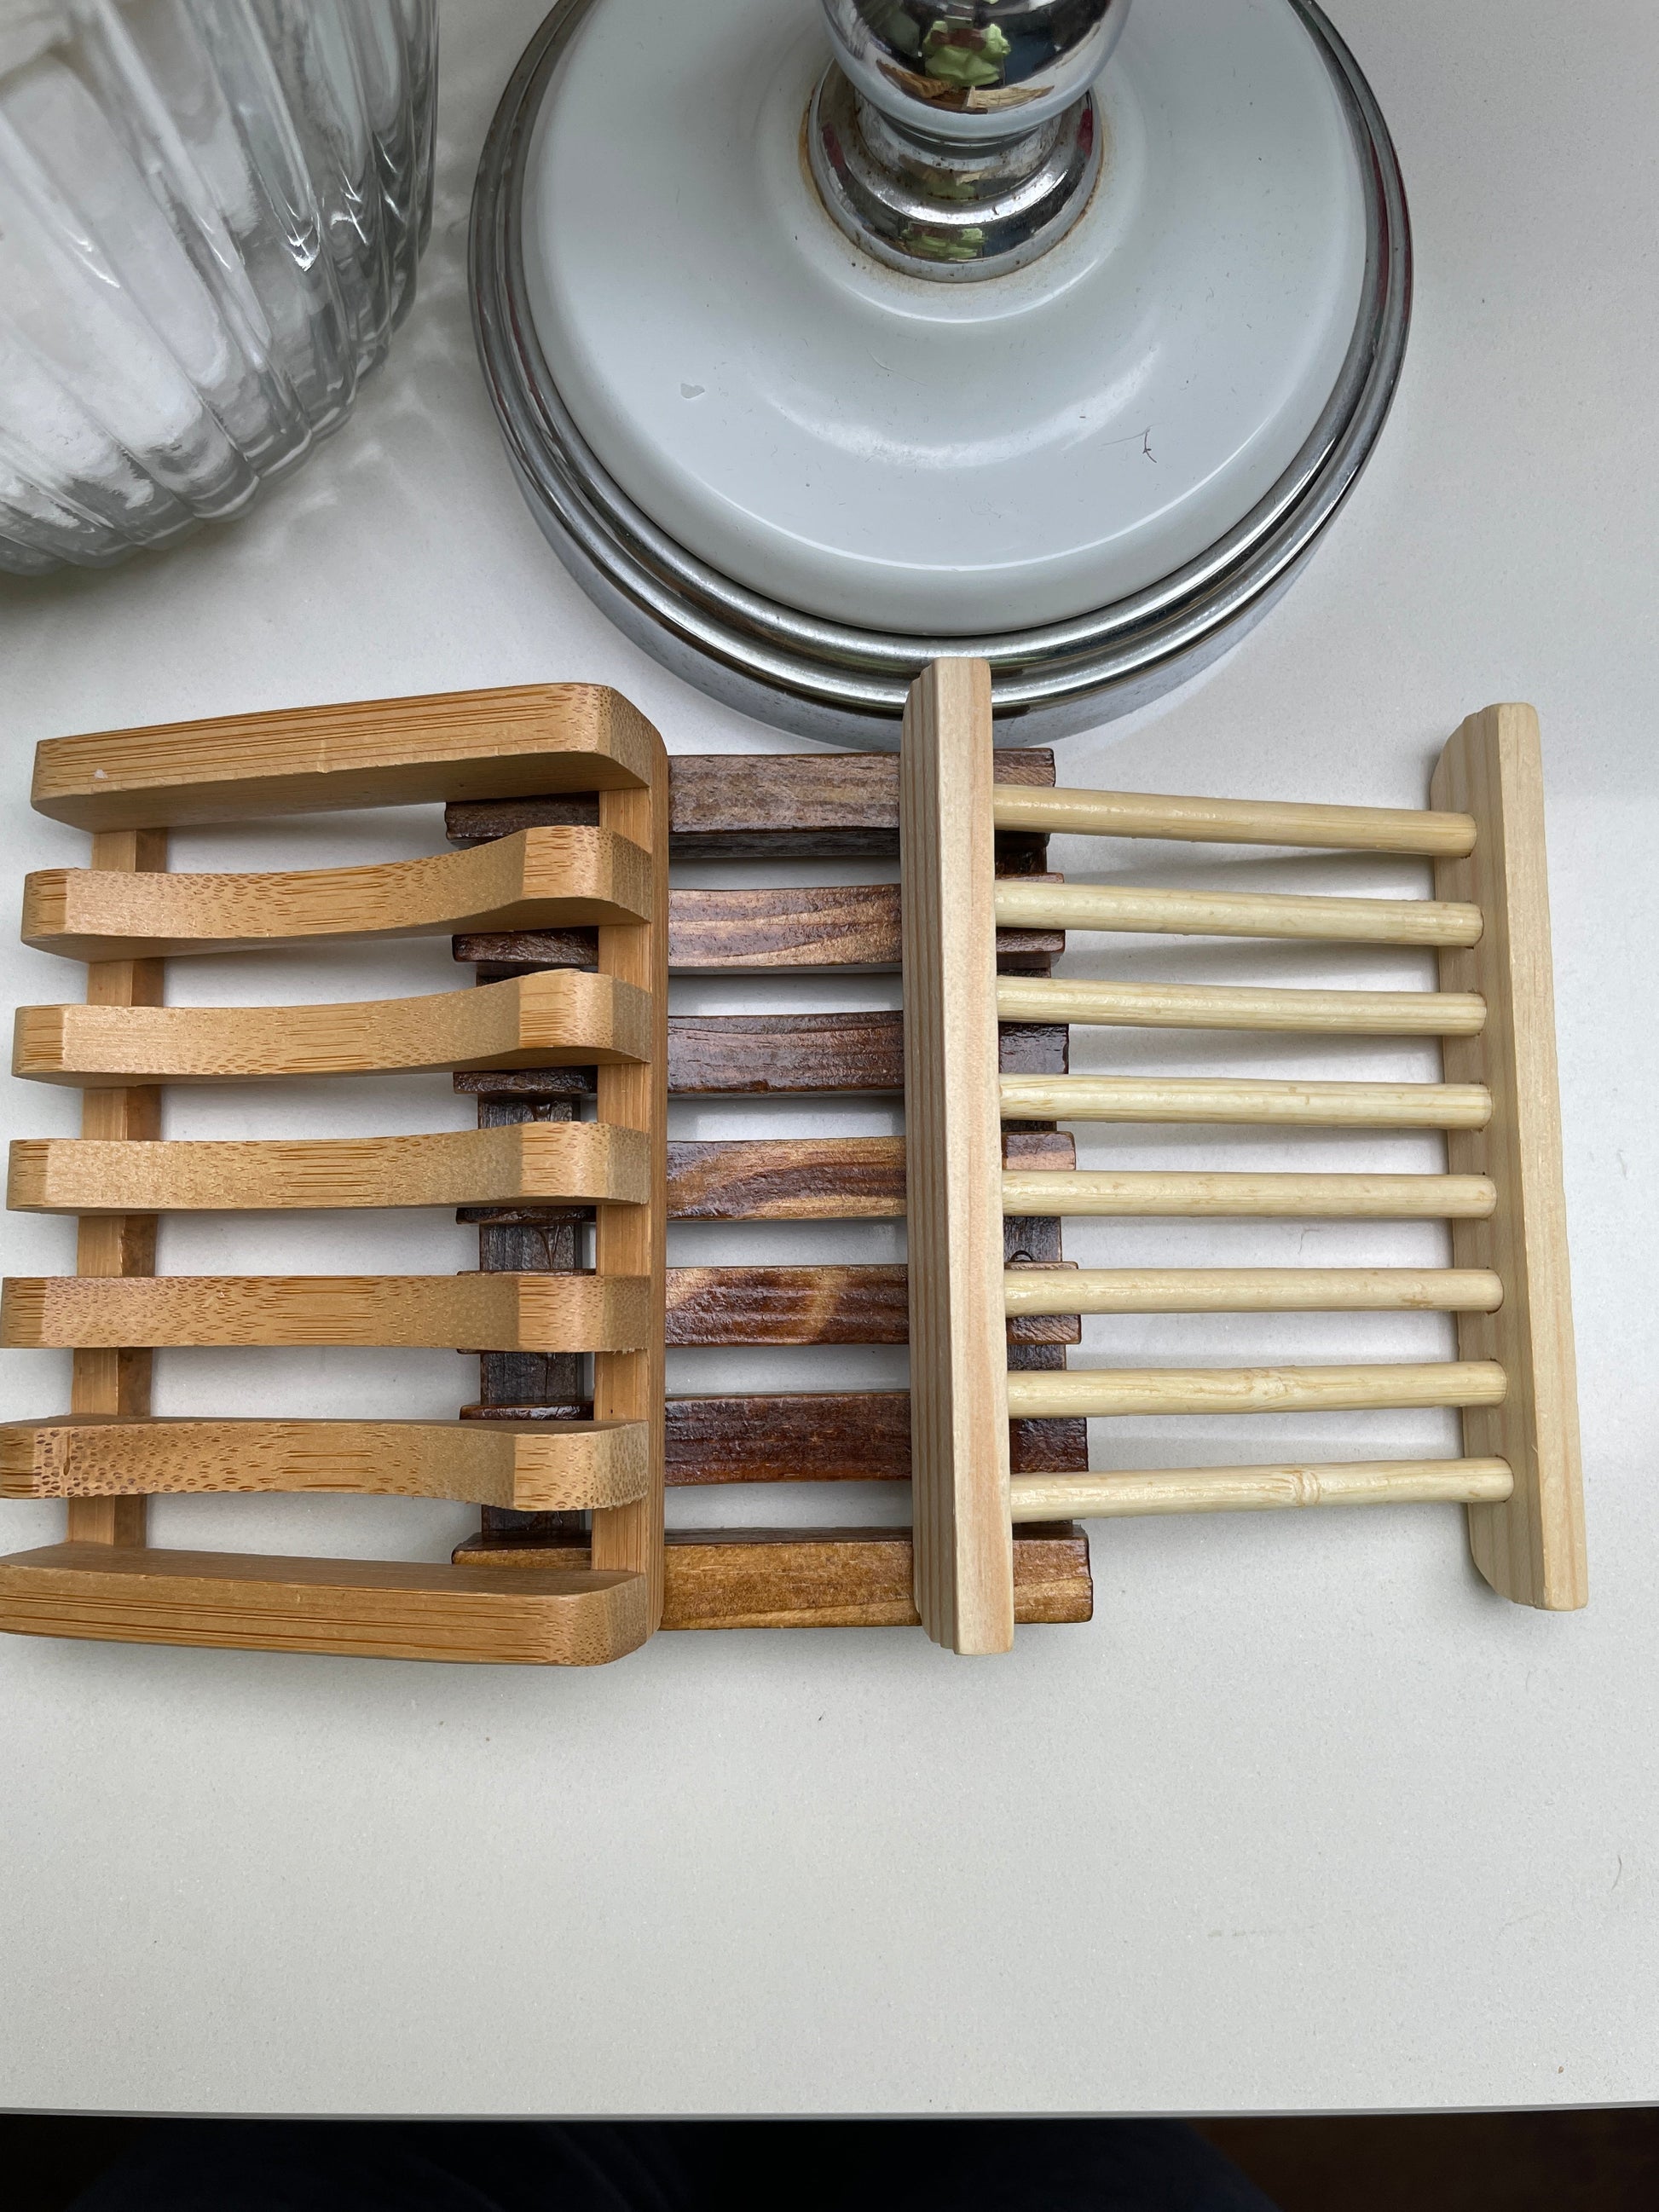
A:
[998,1074,1491,1128]
[996,976,1487,1034]
[1003,1361,1508,1418]
[1000,1170,1497,1218]
[993,878,1483,946]
[989,786,1477,854]
[1002,1268,1505,1314]
[1009,1459,1513,1519]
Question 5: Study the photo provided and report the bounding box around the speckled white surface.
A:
[0,0,1655,2117]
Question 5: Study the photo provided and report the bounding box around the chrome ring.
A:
[470,0,1410,747]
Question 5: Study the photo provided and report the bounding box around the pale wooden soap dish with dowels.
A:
[0,688,669,1665]
[899,661,1586,1654]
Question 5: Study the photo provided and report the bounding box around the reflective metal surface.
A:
[808,61,1102,276]
[471,0,1412,748]
[810,0,1130,275]
[819,0,1130,142]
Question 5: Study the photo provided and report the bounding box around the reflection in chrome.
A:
[810,0,1132,275]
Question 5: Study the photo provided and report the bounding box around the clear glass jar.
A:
[0,0,437,573]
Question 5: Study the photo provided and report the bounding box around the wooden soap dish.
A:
[0,671,1585,1661]
[0,689,668,1664]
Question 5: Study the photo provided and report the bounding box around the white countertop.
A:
[3,0,1656,2115]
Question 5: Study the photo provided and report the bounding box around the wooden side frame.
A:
[899,660,1014,1655]
[1431,706,1587,1609]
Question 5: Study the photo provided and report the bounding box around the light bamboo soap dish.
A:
[0,689,668,1664]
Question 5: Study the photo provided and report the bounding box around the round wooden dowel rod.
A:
[989,787,1479,856]
[1003,1360,1507,1418]
[994,978,1488,1036]
[1002,1268,1506,1314]
[1009,1458,1514,1520]
[998,1170,1498,1219]
[992,879,1483,948]
[998,1074,1492,1129]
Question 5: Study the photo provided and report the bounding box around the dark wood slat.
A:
[454,1014,1068,1100]
[665,1264,1078,1345]
[445,748,1056,858]
[447,797,600,845]
[667,1135,905,1220]
[672,1011,905,1094]
[450,1522,1093,1630]
[459,927,596,974]
[466,1091,588,1539]
[454,885,1061,976]
[455,1066,595,1098]
[664,1126,1074,1222]
[460,1393,1089,1481]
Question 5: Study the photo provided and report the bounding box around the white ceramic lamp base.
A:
[473,0,1410,744]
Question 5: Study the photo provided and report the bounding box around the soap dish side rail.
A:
[898,661,1587,1654]
[0,686,669,1664]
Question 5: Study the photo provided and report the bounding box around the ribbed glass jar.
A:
[0,0,437,573]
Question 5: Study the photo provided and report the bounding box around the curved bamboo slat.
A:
[0,1543,650,1664]
[1000,1170,1498,1219]
[993,878,1483,946]
[30,684,656,829]
[1,1274,652,1352]
[998,1074,1492,1128]
[995,976,1488,1034]
[1004,1361,1508,1419]
[989,785,1478,855]
[1002,1268,1506,1314]
[1009,1459,1514,1520]
[12,969,651,1084]
[22,827,651,961]
[8,1122,649,1214]
[0,1416,649,1510]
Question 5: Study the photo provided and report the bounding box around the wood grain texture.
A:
[994,878,1483,946]
[663,883,1060,973]
[465,1390,1084,1482]
[14,969,651,1084]
[668,1011,908,1094]
[23,828,651,961]
[900,660,1014,1654]
[1009,1460,1514,1519]
[450,1523,1092,1630]
[10,1123,649,1214]
[449,1017,1067,1100]
[31,684,656,829]
[664,1265,1077,1346]
[664,746,1057,856]
[67,826,165,1547]
[999,1074,1491,1128]
[588,738,669,1616]
[0,1417,648,1510]
[1003,1268,1504,1314]
[0,1542,650,1663]
[457,894,1060,975]
[996,977,1488,1035]
[662,1131,1072,1221]
[656,1391,1086,1482]
[991,785,1477,853]
[1004,1360,1507,1418]
[1432,705,1587,1609]
[2,1273,652,1351]
[1000,1170,1497,1218]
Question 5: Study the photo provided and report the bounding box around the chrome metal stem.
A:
[808,0,1132,277]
